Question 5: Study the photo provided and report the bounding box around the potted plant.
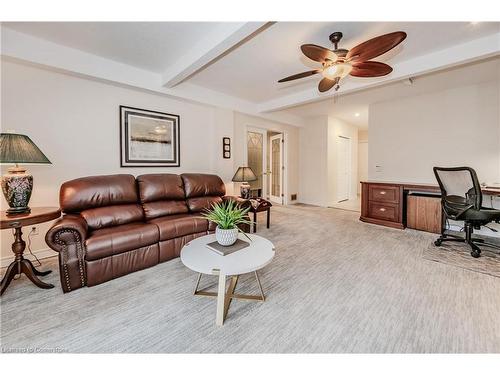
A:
[201,200,252,246]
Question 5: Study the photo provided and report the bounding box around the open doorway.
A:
[246,127,286,204]
[330,127,368,213]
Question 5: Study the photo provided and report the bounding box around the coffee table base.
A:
[193,271,265,326]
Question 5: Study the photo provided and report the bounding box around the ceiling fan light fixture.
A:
[322,62,352,80]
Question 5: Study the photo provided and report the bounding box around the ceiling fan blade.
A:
[278,70,320,83]
[318,77,339,92]
[346,31,407,63]
[301,44,338,63]
[350,61,393,77]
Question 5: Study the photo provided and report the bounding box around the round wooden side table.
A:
[1,207,61,296]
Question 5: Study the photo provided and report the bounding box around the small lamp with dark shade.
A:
[0,133,51,215]
[232,166,257,199]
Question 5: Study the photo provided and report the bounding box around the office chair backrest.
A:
[433,167,482,212]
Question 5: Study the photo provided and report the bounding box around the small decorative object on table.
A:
[201,200,252,246]
[205,239,250,256]
[248,198,273,233]
[0,132,51,215]
[232,166,257,199]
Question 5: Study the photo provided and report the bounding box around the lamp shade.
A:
[232,166,257,182]
[0,133,51,164]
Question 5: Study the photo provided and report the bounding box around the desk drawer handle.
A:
[379,208,386,212]
[379,191,386,195]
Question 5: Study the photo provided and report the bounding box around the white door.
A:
[336,136,351,202]
[246,127,267,198]
[269,134,283,204]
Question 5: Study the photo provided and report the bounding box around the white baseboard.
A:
[0,248,57,269]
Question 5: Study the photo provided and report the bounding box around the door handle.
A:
[379,191,386,195]
[379,208,386,212]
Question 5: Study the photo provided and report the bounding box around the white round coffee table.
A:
[180,233,275,326]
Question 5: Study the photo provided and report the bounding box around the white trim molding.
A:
[0,26,305,127]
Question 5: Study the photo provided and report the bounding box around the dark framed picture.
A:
[120,106,180,167]
[222,137,231,159]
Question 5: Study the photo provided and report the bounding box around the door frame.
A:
[244,125,288,204]
[269,133,284,204]
[336,135,352,203]
[357,139,368,195]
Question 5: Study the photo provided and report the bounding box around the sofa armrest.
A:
[46,214,88,249]
[45,215,88,293]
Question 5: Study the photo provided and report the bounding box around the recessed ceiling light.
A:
[354,113,360,117]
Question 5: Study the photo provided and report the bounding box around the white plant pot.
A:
[215,226,238,246]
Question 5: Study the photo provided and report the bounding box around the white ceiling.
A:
[2,21,500,127]
[4,22,237,72]
[283,57,500,129]
[190,22,500,102]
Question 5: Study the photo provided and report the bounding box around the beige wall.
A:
[0,61,300,262]
[298,117,329,206]
[299,116,359,206]
[369,80,500,184]
[358,129,368,142]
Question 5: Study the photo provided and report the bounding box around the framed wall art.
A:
[222,137,231,159]
[120,106,180,167]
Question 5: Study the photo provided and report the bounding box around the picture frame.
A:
[222,137,231,159]
[120,106,180,167]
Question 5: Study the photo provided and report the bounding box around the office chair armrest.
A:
[444,201,474,220]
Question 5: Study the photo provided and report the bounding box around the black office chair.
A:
[433,166,500,258]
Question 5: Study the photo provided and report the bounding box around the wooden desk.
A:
[360,181,500,231]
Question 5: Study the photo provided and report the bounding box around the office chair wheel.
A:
[434,239,442,246]
[471,250,481,258]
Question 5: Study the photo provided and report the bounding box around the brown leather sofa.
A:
[46,173,248,293]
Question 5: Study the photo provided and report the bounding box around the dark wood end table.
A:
[247,198,272,233]
[1,207,61,296]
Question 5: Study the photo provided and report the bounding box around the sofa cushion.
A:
[60,174,138,213]
[137,174,189,219]
[186,196,223,213]
[85,222,159,261]
[149,214,209,241]
[181,173,225,198]
[81,204,144,231]
[181,174,225,213]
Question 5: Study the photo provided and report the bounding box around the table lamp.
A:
[232,166,257,199]
[0,133,51,215]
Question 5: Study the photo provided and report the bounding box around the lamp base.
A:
[2,167,33,217]
[6,206,31,216]
[240,182,251,199]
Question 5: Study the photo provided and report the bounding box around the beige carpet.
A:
[423,235,500,278]
[1,204,499,353]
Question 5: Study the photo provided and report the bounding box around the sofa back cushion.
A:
[137,174,189,220]
[181,173,225,212]
[81,204,144,230]
[60,174,143,230]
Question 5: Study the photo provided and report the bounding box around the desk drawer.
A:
[368,185,400,203]
[368,202,399,222]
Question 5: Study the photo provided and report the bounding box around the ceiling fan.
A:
[278,31,407,93]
